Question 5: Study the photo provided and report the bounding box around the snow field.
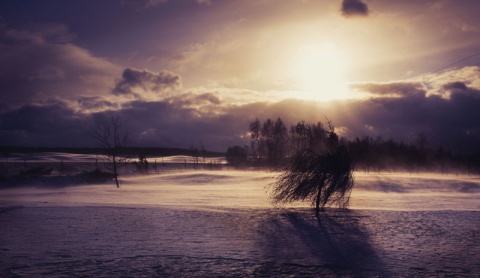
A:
[0,169,479,277]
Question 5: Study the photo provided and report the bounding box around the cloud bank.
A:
[2,66,480,153]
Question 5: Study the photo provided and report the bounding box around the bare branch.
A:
[91,111,131,188]
[324,115,335,134]
[270,145,354,212]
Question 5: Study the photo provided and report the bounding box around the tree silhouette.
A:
[261,118,274,161]
[226,145,248,167]
[271,144,354,212]
[134,153,149,174]
[249,118,261,161]
[272,118,288,163]
[92,112,131,188]
[248,117,480,175]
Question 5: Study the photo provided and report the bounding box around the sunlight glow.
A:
[290,42,350,100]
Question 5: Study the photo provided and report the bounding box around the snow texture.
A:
[1,168,479,277]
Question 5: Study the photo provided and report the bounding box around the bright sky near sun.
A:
[288,41,349,100]
[1,0,480,151]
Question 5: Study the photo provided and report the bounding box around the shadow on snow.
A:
[254,208,386,276]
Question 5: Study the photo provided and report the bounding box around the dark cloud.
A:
[119,100,238,148]
[74,97,120,113]
[341,0,369,17]
[1,82,480,153]
[2,61,480,153]
[443,81,469,92]
[164,92,222,108]
[351,82,425,97]
[0,103,93,147]
[440,81,480,99]
[342,80,480,153]
[112,68,181,99]
[0,91,230,150]
[0,25,120,109]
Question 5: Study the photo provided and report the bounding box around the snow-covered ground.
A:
[1,167,479,277]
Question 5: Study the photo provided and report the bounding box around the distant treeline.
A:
[348,136,480,174]
[227,118,341,168]
[0,146,224,158]
[226,117,480,175]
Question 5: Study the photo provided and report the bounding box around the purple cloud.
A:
[341,0,369,17]
[112,68,181,98]
[0,25,120,109]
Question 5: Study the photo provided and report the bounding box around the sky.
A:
[1,0,480,152]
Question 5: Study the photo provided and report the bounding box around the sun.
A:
[290,42,350,100]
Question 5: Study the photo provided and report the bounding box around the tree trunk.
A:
[113,158,119,188]
[315,188,321,212]
[315,174,326,212]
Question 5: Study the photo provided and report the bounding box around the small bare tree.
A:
[271,146,354,212]
[133,153,149,174]
[92,112,131,188]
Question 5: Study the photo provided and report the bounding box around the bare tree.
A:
[270,141,354,212]
[92,112,131,188]
[272,117,288,162]
[133,153,149,174]
[249,118,261,161]
[226,145,248,167]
